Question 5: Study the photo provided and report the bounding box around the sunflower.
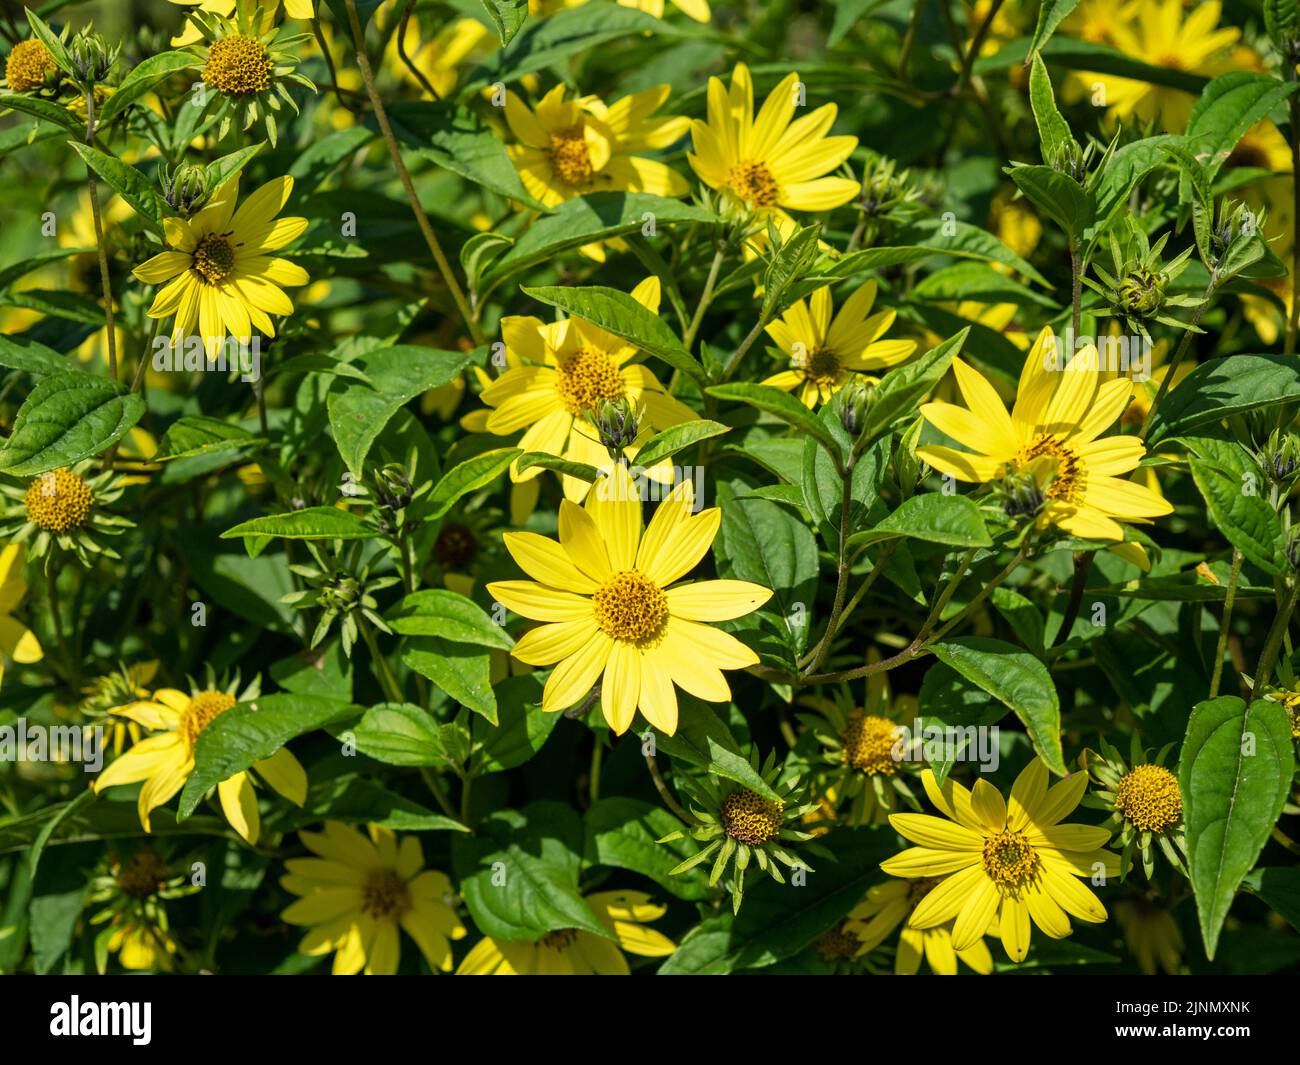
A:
[185,4,315,146]
[880,761,1120,963]
[761,282,916,407]
[687,63,859,226]
[0,462,133,570]
[487,463,771,735]
[465,277,699,502]
[1114,896,1184,975]
[281,821,466,975]
[87,849,192,972]
[832,877,997,975]
[1081,738,1186,879]
[0,543,42,688]
[503,82,688,224]
[916,327,1172,542]
[132,174,309,362]
[93,681,307,843]
[457,890,675,974]
[1084,0,1238,131]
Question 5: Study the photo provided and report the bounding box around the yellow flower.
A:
[838,877,996,975]
[133,175,309,361]
[93,687,307,842]
[107,918,179,971]
[880,761,1120,963]
[762,282,916,407]
[168,0,314,46]
[457,890,676,974]
[0,544,42,687]
[281,821,466,975]
[3,39,58,91]
[688,63,859,222]
[917,327,1172,542]
[487,464,772,735]
[1085,0,1239,131]
[467,277,698,501]
[504,83,689,213]
[1115,897,1183,975]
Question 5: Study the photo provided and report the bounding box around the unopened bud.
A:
[160,163,211,215]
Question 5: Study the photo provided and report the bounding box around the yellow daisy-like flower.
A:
[880,761,1120,963]
[487,464,772,735]
[93,687,307,842]
[762,282,916,407]
[132,175,309,361]
[0,543,43,688]
[688,63,859,222]
[467,277,698,502]
[457,890,675,974]
[1086,0,1239,131]
[504,83,689,214]
[838,877,995,975]
[1114,896,1183,975]
[917,327,1173,542]
[281,821,467,975]
[168,0,313,46]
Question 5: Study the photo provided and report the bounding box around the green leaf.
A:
[976,37,1208,96]
[0,247,92,291]
[382,103,547,211]
[514,451,602,482]
[893,219,1051,287]
[0,93,82,132]
[402,637,496,723]
[849,493,992,551]
[1242,867,1300,932]
[0,372,145,476]
[479,0,528,44]
[1006,163,1094,240]
[0,335,82,376]
[523,283,706,386]
[152,415,263,461]
[634,420,730,468]
[1185,439,1283,576]
[327,344,471,478]
[1265,0,1300,49]
[584,797,711,900]
[1179,697,1295,959]
[1187,73,1300,178]
[68,143,165,228]
[761,223,822,320]
[481,193,713,297]
[929,637,1065,774]
[471,675,559,773]
[705,383,841,458]
[389,589,514,650]
[1026,0,1081,59]
[427,447,522,521]
[917,664,1008,785]
[653,700,783,804]
[179,694,358,817]
[203,143,262,191]
[452,801,612,941]
[1146,355,1300,446]
[1029,53,1075,164]
[856,327,967,445]
[220,506,373,541]
[350,702,448,766]
[99,50,199,123]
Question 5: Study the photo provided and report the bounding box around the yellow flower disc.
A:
[842,711,900,776]
[1114,764,1182,832]
[592,570,667,643]
[180,690,237,750]
[5,40,57,91]
[191,233,237,284]
[203,34,272,97]
[982,829,1041,888]
[24,468,93,532]
[360,869,411,920]
[721,788,783,845]
[555,349,626,414]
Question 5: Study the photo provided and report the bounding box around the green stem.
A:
[1209,549,1244,699]
[806,455,857,675]
[83,88,118,381]
[418,766,460,822]
[360,620,404,703]
[719,315,767,381]
[683,240,726,350]
[1138,277,1216,439]
[1253,579,1298,693]
[343,0,482,345]
[916,547,979,643]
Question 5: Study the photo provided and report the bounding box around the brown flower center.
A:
[728,160,780,207]
[180,690,237,751]
[24,468,93,532]
[720,789,783,845]
[114,850,170,899]
[592,570,668,643]
[1013,436,1085,505]
[5,39,57,92]
[192,233,237,284]
[815,920,861,962]
[842,712,901,775]
[539,928,578,950]
[1114,764,1182,832]
[434,522,479,569]
[360,869,410,920]
[554,348,625,414]
[982,830,1040,889]
[549,126,594,186]
[798,346,843,387]
[203,34,272,96]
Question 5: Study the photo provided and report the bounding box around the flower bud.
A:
[587,398,642,457]
[67,28,118,86]
[160,163,212,216]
